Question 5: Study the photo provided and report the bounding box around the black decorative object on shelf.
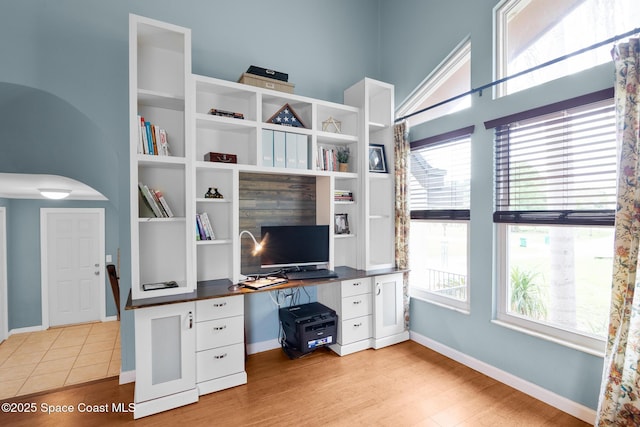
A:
[205,187,224,199]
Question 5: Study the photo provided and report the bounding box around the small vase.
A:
[338,162,349,172]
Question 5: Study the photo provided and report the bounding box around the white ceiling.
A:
[0,173,107,200]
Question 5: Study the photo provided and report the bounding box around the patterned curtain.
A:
[394,121,410,330]
[597,38,640,426]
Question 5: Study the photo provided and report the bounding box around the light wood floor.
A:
[1,341,590,426]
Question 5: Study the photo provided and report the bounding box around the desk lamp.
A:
[229,230,263,291]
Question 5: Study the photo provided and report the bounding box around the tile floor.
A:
[0,321,120,399]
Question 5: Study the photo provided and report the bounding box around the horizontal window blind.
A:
[410,135,471,220]
[493,97,616,225]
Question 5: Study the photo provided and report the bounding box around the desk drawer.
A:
[340,315,372,344]
[341,278,371,298]
[341,294,372,320]
[196,315,244,351]
[196,295,243,322]
[196,343,245,383]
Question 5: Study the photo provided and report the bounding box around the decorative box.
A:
[246,65,288,82]
[238,73,294,94]
[204,152,237,164]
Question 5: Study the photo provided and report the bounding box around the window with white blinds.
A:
[410,127,472,220]
[489,91,616,225]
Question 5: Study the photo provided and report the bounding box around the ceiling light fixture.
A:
[39,188,72,200]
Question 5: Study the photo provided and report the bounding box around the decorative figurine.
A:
[322,116,342,133]
[205,187,224,199]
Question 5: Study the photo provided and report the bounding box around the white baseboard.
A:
[9,325,45,335]
[410,331,596,424]
[246,338,280,355]
[119,370,135,385]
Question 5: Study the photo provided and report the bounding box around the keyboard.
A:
[285,269,338,280]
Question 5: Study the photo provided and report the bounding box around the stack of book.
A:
[196,212,215,240]
[138,183,174,218]
[208,108,244,119]
[334,190,354,202]
[137,115,170,156]
[317,146,338,171]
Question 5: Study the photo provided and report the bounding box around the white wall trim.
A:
[0,207,7,342]
[410,331,597,425]
[9,325,46,335]
[246,338,280,355]
[119,370,136,385]
[40,208,106,329]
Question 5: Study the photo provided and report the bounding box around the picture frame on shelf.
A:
[334,213,350,235]
[369,144,387,173]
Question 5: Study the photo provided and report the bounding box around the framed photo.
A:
[334,213,350,235]
[369,144,387,173]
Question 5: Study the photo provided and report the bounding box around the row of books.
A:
[317,146,340,171]
[137,115,170,156]
[138,183,174,218]
[334,190,354,202]
[196,212,216,240]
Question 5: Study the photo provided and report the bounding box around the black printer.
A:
[279,302,337,358]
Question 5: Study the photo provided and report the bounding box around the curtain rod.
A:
[395,26,640,123]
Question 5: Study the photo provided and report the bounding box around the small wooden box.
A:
[204,152,237,163]
[238,73,294,94]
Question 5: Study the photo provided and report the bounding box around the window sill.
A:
[491,319,605,358]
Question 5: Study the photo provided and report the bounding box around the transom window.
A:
[396,39,471,126]
[495,0,640,96]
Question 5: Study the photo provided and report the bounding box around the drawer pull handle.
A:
[352,282,360,286]
[353,300,361,305]
[354,322,362,328]
[188,311,193,329]
[213,325,227,331]
[214,353,227,360]
[213,302,227,308]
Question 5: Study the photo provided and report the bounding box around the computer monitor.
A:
[260,225,329,269]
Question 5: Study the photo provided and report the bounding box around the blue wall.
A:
[379,0,609,410]
[0,0,609,410]
[0,0,379,374]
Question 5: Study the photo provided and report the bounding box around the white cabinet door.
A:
[134,302,197,404]
[373,273,405,339]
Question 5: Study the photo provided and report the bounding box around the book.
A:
[154,190,174,217]
[138,183,164,218]
[138,119,170,156]
[195,214,208,240]
[200,212,216,240]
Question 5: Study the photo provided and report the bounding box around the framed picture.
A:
[369,144,387,173]
[334,213,350,235]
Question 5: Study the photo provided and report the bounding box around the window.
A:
[396,39,471,126]
[495,0,640,96]
[487,91,616,353]
[409,127,472,311]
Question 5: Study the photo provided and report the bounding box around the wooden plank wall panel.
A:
[239,173,316,272]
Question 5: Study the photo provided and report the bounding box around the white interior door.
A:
[0,207,7,341]
[41,208,105,328]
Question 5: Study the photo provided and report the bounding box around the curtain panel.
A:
[597,38,640,426]
[394,121,410,330]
